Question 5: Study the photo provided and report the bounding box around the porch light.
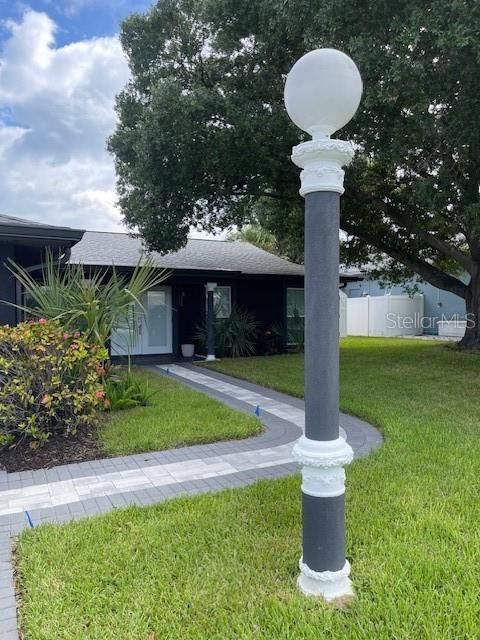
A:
[283,49,362,601]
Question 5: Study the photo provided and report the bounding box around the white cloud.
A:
[0,10,129,231]
[0,123,28,154]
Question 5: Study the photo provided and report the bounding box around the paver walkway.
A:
[0,364,382,639]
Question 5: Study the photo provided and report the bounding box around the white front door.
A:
[141,288,172,354]
[111,287,173,356]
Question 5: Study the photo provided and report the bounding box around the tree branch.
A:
[261,191,284,200]
[415,228,472,273]
[388,210,472,273]
[368,196,472,273]
[341,219,469,300]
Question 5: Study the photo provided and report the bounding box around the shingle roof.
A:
[0,213,84,245]
[0,213,81,232]
[69,231,305,277]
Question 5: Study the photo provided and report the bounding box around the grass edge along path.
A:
[99,367,261,456]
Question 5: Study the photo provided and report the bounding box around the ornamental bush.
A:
[194,306,260,358]
[0,319,108,448]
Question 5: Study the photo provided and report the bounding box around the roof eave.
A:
[0,224,85,245]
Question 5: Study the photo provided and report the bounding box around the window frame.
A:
[206,285,232,319]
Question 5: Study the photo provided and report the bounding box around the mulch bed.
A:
[0,426,106,473]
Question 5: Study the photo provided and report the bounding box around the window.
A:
[214,286,232,318]
[111,302,141,355]
[287,288,304,345]
[207,286,232,319]
[287,288,304,318]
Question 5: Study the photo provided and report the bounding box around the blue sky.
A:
[0,0,152,46]
[0,1,155,231]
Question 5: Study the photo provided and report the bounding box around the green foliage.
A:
[227,225,280,256]
[110,0,480,344]
[104,369,156,411]
[195,306,259,357]
[7,251,169,351]
[0,320,107,448]
[258,323,286,356]
[108,0,302,254]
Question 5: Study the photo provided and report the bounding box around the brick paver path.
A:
[0,364,382,639]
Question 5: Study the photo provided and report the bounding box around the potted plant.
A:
[181,343,195,359]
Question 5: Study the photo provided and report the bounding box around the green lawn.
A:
[98,368,261,456]
[17,339,480,639]
[204,351,306,397]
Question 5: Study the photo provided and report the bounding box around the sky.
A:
[0,0,154,233]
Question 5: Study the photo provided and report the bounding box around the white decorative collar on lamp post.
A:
[284,48,363,195]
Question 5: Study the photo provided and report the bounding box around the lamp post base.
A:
[297,559,353,602]
[205,354,217,361]
[292,435,354,601]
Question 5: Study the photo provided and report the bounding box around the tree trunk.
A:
[459,263,480,349]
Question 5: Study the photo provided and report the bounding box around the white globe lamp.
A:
[284,48,363,139]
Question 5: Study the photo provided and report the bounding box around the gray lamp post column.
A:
[206,282,217,361]
[284,48,363,601]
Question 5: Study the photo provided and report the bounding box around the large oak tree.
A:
[109,0,480,347]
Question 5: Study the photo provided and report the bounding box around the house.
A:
[344,270,467,337]
[0,214,84,327]
[0,214,360,358]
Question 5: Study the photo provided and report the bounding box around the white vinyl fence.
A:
[347,294,424,337]
[339,289,347,337]
[438,319,466,338]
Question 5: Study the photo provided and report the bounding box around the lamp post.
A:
[284,48,363,601]
[206,282,217,361]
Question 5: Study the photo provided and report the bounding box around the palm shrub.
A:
[195,306,260,358]
[104,368,157,411]
[228,225,280,255]
[6,251,169,353]
[0,319,107,448]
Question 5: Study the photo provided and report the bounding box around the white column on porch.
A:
[206,282,217,361]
